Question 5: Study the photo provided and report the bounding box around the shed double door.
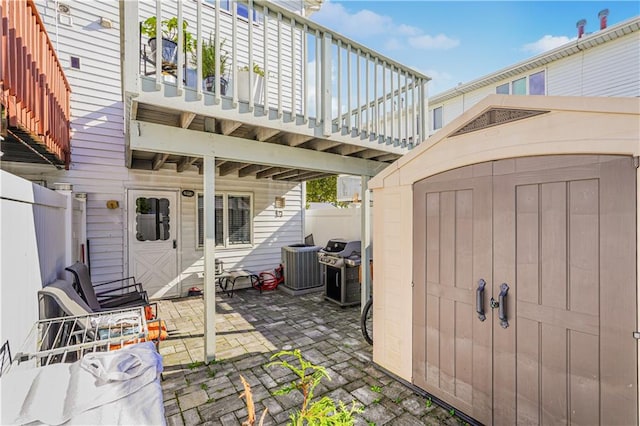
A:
[413,156,637,425]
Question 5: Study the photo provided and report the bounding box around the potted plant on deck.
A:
[141,16,194,69]
[193,34,229,95]
[237,62,265,104]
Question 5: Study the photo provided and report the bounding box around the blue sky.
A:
[310,1,640,94]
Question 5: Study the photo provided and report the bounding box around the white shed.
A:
[369,94,640,424]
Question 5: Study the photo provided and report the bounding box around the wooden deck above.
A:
[122,0,430,180]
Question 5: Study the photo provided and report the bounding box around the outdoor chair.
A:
[65,262,150,313]
[3,285,166,426]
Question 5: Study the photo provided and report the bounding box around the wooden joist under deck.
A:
[128,102,402,181]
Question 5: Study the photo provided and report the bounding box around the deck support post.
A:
[321,32,333,137]
[204,155,216,362]
[361,176,372,309]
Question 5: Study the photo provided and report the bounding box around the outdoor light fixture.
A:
[100,17,113,29]
[275,196,285,217]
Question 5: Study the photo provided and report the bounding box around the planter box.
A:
[236,70,264,104]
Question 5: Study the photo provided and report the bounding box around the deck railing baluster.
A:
[277,14,283,118]
[337,40,342,129]
[303,23,308,123]
[290,17,297,118]
[262,6,268,112]
[232,4,239,106]
[356,48,361,135]
[346,44,352,132]
[176,1,183,95]
[248,0,254,111]
[321,32,332,137]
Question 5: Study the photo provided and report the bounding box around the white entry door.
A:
[128,190,179,299]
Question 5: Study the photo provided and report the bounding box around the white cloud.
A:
[408,34,460,50]
[312,1,393,38]
[312,1,458,53]
[522,35,573,54]
[397,24,422,37]
[383,38,404,51]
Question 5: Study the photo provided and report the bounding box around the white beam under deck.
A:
[129,120,389,177]
[135,84,409,156]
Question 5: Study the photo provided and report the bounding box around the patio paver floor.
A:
[157,289,468,426]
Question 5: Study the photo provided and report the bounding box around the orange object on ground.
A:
[144,305,155,320]
[109,319,168,350]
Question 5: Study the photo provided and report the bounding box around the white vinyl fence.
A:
[0,171,86,356]
[305,207,364,247]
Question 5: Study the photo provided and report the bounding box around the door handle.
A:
[476,279,486,321]
[498,283,509,328]
[173,239,177,249]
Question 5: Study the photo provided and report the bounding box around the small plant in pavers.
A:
[266,349,363,425]
[370,385,382,393]
[207,368,216,378]
[206,397,215,404]
[393,397,402,404]
[425,397,432,408]
[449,408,456,416]
[188,361,204,370]
[372,398,381,404]
[239,374,268,426]
[200,383,209,391]
[185,378,191,385]
[367,422,376,426]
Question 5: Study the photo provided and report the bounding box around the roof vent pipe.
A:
[576,19,587,38]
[598,9,609,30]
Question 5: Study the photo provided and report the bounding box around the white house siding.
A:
[547,32,640,96]
[4,1,304,294]
[428,26,640,132]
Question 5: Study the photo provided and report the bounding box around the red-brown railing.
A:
[1,0,71,167]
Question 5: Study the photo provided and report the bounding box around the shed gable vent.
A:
[451,108,549,137]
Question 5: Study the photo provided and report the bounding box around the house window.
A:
[197,193,253,248]
[496,83,509,94]
[433,106,443,130]
[529,70,545,95]
[204,0,262,23]
[512,77,526,95]
[496,70,546,95]
[135,197,171,241]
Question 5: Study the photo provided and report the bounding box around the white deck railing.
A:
[125,0,430,149]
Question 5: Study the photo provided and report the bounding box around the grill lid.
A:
[321,239,361,257]
[323,239,348,253]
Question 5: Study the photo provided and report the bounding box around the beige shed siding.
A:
[371,95,640,420]
[372,185,413,381]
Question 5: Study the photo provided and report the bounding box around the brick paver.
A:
[157,289,470,425]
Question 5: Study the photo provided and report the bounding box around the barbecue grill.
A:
[318,239,361,307]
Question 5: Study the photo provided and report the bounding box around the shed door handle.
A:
[498,283,509,328]
[476,279,486,321]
